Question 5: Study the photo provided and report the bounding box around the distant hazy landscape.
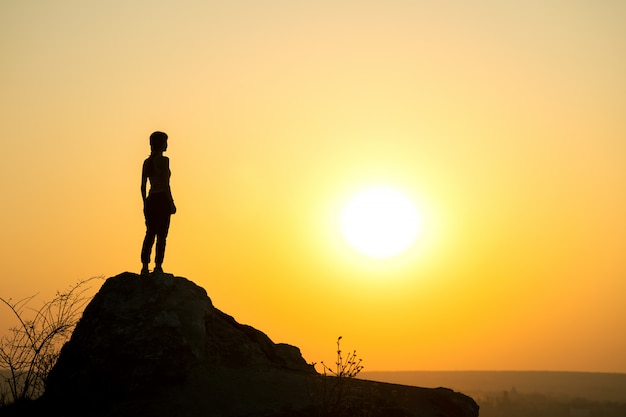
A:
[361,371,626,402]
[362,371,626,417]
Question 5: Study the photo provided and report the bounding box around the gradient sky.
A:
[1,1,625,373]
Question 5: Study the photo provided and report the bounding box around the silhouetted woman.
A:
[141,131,176,275]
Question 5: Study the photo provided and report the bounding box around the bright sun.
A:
[340,186,422,258]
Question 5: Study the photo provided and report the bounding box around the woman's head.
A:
[150,131,168,153]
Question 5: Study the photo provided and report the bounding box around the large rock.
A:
[39,272,478,417]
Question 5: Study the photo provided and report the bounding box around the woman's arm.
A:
[141,160,149,202]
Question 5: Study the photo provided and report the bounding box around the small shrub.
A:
[318,336,364,378]
[0,277,101,406]
[309,336,365,416]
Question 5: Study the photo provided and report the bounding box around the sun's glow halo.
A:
[340,187,421,258]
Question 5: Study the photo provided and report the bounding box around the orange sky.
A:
[1,1,625,373]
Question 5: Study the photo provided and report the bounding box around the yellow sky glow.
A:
[1,1,625,373]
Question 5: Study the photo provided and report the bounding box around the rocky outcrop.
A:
[39,272,478,417]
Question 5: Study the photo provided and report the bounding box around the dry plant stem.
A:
[320,336,364,378]
[312,336,365,416]
[0,276,102,405]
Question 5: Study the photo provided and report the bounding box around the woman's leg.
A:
[153,193,172,272]
[141,230,156,267]
[141,195,157,273]
[154,215,171,270]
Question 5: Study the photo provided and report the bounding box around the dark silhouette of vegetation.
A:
[0,277,101,406]
[319,336,364,379]
[309,336,365,416]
